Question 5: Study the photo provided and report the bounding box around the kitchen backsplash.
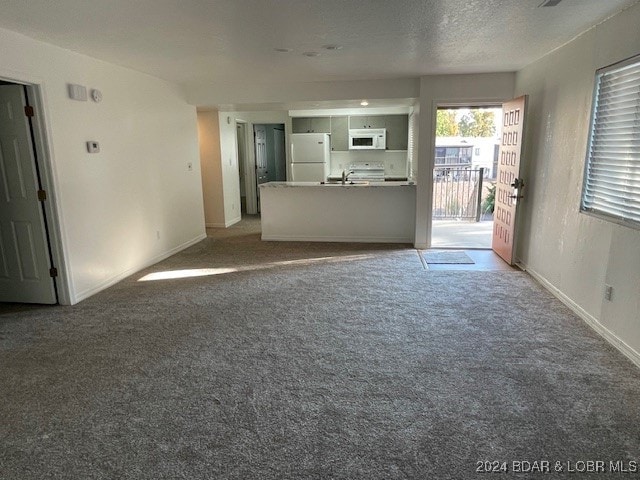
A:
[329,150,408,177]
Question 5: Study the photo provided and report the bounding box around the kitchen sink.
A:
[320,180,370,186]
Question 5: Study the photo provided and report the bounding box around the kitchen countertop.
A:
[259,181,415,188]
[326,175,409,181]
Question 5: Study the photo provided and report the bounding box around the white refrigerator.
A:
[290,133,331,182]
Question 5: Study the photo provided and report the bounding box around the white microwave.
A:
[348,128,386,150]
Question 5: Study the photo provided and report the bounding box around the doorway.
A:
[236,123,248,214]
[0,80,61,304]
[431,106,501,249]
[253,124,286,213]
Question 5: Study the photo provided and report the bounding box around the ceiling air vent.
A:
[538,0,563,6]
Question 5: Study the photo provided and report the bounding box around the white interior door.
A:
[0,84,56,304]
[273,128,286,181]
[254,125,268,212]
[254,125,268,186]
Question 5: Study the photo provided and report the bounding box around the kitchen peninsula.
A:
[259,181,416,243]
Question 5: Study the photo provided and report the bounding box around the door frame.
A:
[253,124,267,213]
[235,121,253,215]
[0,72,70,304]
[235,120,258,215]
[425,99,510,250]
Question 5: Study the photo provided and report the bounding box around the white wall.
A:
[514,2,640,363]
[197,111,225,227]
[329,151,408,178]
[188,78,419,108]
[407,105,419,180]
[415,73,516,248]
[0,27,205,304]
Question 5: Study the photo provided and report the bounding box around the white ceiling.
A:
[0,0,637,100]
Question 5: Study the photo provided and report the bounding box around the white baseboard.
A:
[225,216,241,227]
[261,234,413,244]
[72,233,207,304]
[523,263,640,369]
[206,216,242,228]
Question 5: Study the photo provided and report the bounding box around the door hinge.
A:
[49,267,58,278]
[37,189,47,201]
[24,105,35,117]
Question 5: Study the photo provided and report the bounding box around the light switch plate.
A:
[68,84,88,101]
[86,141,100,153]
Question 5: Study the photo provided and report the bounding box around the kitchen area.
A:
[259,111,417,243]
[289,113,411,182]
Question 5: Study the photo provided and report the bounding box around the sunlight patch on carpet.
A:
[138,253,381,281]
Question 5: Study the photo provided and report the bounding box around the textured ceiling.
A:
[0,0,637,88]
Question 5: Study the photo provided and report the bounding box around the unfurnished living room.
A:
[1,1,640,479]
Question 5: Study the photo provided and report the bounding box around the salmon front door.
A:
[492,95,528,265]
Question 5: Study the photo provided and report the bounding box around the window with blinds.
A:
[581,54,640,229]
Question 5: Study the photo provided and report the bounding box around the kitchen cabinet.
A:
[292,117,330,133]
[349,115,387,129]
[384,115,409,150]
[330,116,348,151]
[292,114,409,150]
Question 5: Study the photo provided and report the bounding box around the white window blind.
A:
[581,54,640,228]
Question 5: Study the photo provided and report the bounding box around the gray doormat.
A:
[423,250,475,264]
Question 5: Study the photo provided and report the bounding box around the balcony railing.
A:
[432,167,485,221]
[434,156,472,166]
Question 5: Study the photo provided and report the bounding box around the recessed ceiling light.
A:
[274,48,292,53]
[323,45,343,51]
[360,100,369,106]
[303,52,321,57]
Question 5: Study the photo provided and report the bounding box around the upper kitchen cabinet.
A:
[292,117,331,133]
[330,116,348,151]
[384,115,409,151]
[349,115,387,129]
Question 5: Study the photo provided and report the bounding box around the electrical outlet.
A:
[187,162,193,171]
[231,203,235,211]
[390,163,395,171]
[604,284,613,301]
[86,141,100,153]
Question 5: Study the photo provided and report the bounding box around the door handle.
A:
[510,177,524,189]
[509,177,524,199]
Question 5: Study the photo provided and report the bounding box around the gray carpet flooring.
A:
[2,221,640,479]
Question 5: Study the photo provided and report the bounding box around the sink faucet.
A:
[341,170,354,185]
